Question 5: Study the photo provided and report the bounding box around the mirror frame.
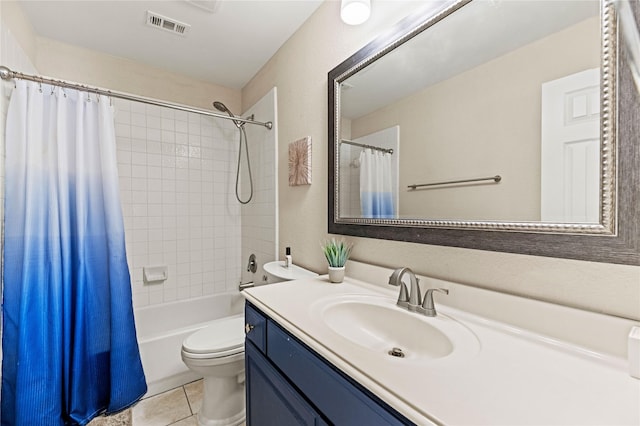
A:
[328,0,640,265]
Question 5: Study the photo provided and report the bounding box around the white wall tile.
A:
[115,99,248,307]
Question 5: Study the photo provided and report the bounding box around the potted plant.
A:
[321,238,353,283]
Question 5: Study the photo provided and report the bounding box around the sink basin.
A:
[311,294,479,362]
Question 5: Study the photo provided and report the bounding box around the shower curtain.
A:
[1,80,146,425]
[359,149,395,218]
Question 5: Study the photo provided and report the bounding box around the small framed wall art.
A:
[288,136,312,186]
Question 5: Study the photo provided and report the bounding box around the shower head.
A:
[213,101,233,116]
[213,100,245,128]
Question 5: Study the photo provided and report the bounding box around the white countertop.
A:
[244,276,640,425]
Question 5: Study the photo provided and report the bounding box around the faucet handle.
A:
[418,288,449,317]
[388,269,410,308]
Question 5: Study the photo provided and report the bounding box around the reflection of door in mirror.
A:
[339,126,399,218]
[541,68,600,223]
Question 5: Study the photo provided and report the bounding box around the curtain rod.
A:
[340,139,394,154]
[0,65,273,130]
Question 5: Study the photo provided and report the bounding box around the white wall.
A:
[242,0,640,321]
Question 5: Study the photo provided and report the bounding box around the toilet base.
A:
[197,408,245,426]
[195,360,246,426]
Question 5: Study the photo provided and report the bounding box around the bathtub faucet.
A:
[247,254,257,273]
[238,282,254,291]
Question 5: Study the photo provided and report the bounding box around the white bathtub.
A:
[134,293,245,397]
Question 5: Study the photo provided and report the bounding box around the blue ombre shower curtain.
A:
[1,80,146,425]
[360,149,395,218]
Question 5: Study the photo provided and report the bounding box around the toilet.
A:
[181,314,246,426]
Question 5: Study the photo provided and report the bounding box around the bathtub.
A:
[134,292,245,397]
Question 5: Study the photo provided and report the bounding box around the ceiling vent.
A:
[146,11,191,36]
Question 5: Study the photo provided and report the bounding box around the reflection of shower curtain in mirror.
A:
[360,149,395,218]
[1,80,146,425]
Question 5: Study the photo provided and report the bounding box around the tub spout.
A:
[238,282,254,291]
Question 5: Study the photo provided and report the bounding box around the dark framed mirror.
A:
[328,0,639,265]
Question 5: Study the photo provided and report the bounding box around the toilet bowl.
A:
[181,314,246,426]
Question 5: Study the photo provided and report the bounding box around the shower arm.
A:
[0,65,273,130]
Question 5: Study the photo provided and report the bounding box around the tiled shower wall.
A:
[113,99,243,308]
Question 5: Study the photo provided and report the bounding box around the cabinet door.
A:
[245,303,267,353]
[246,341,327,426]
[267,321,411,426]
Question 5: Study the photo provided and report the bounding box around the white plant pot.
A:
[328,266,345,283]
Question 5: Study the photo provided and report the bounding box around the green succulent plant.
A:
[321,238,353,268]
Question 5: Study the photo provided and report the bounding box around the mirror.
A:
[328,0,640,265]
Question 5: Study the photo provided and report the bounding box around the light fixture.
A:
[341,0,371,25]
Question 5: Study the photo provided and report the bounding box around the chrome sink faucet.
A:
[388,268,449,317]
[388,267,421,312]
[417,288,449,317]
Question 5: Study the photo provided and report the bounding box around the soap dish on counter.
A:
[264,261,318,281]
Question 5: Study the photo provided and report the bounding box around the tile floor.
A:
[89,380,246,426]
[132,380,202,426]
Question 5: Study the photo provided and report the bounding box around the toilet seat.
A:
[182,315,245,359]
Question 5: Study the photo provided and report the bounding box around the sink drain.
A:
[388,347,405,358]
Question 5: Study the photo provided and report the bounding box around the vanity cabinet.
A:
[244,302,413,426]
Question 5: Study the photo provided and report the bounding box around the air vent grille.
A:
[146,11,191,36]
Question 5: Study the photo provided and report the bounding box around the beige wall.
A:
[350,17,600,221]
[243,1,640,320]
[34,38,241,112]
[1,1,37,63]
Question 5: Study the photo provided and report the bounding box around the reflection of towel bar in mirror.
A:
[341,139,394,155]
[408,175,502,190]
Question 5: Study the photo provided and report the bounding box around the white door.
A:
[541,68,600,223]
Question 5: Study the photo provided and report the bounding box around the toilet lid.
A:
[182,315,244,356]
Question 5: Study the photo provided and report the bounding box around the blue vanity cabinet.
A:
[244,302,414,426]
[245,303,326,426]
[246,341,328,426]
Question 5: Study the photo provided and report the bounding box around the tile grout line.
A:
[183,385,194,415]
[163,386,195,426]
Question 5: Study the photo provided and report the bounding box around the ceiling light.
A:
[341,0,371,26]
